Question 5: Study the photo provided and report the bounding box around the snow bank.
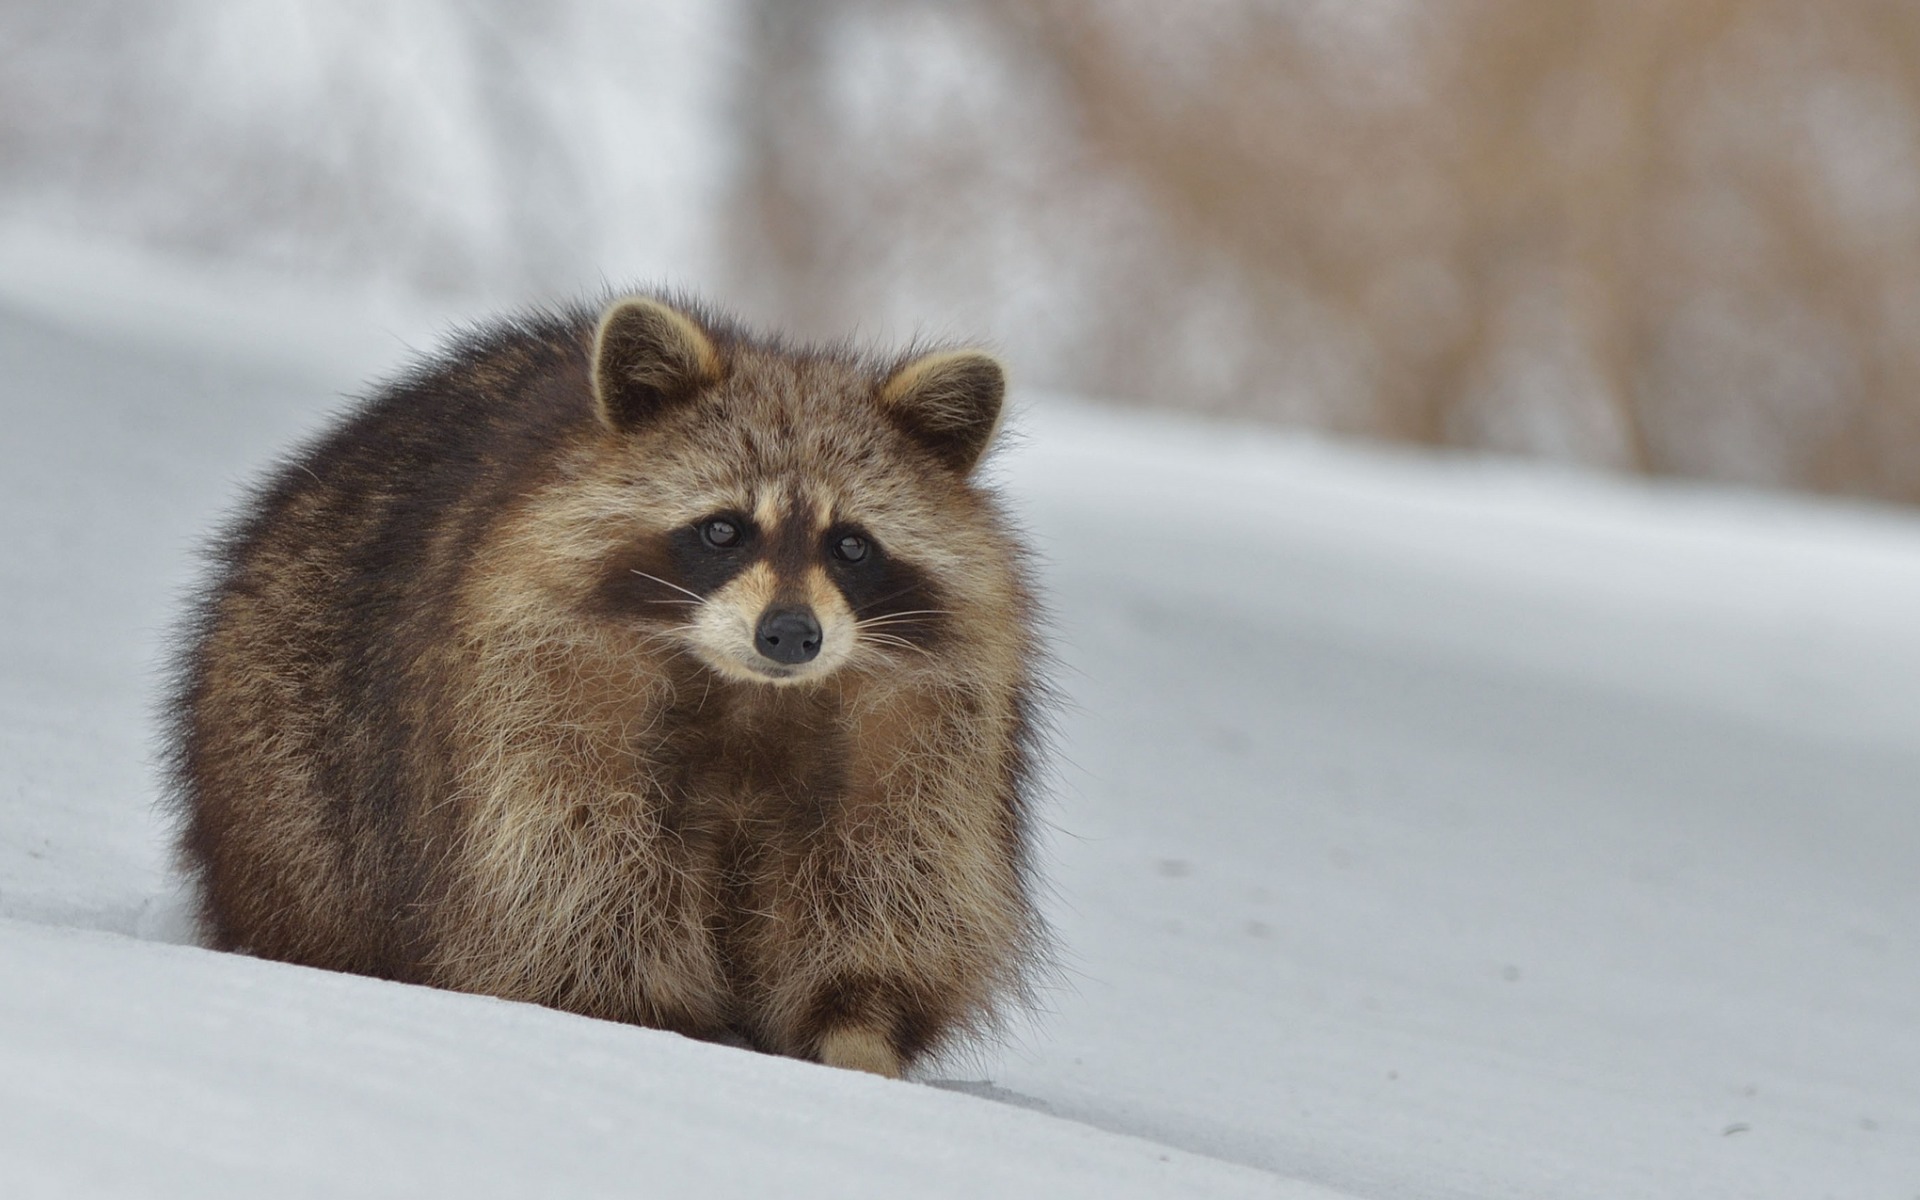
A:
[0,918,1312,1200]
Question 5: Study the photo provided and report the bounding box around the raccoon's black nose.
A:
[755,607,823,665]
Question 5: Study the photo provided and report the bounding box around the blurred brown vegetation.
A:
[730,0,1920,500]
[6,0,1918,501]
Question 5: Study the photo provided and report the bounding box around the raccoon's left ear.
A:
[591,296,725,432]
[878,350,1007,475]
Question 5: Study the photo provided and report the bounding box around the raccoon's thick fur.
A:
[166,295,1048,1077]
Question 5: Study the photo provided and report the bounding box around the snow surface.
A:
[1,234,1916,1198]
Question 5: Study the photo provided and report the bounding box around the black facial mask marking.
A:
[597,510,951,653]
[825,524,949,649]
[670,512,758,596]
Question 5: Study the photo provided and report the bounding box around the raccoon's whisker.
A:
[861,632,932,657]
[629,628,695,656]
[849,642,901,667]
[856,610,951,626]
[858,626,928,646]
[646,642,696,667]
[860,622,940,641]
[854,621,938,639]
[627,569,704,603]
[853,583,930,614]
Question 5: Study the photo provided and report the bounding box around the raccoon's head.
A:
[583,295,1013,687]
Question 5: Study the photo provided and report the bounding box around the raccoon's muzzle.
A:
[755,605,823,664]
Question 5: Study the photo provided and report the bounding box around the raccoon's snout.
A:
[755,606,822,665]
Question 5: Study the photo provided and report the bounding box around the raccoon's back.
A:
[168,312,597,972]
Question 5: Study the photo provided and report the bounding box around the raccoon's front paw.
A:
[816,1026,902,1078]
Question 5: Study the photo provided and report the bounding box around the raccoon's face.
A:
[587,296,1004,687]
[635,487,945,685]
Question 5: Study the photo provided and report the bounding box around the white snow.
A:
[1,233,1916,1198]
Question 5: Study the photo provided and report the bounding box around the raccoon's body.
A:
[168,296,1047,1076]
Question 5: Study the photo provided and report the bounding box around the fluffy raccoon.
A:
[166,294,1048,1077]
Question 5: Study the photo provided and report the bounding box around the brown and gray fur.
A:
[165,294,1048,1077]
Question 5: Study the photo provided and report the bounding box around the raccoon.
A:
[166,294,1048,1077]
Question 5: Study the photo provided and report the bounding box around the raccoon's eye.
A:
[831,534,869,563]
[701,517,743,549]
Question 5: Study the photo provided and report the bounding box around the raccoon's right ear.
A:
[879,349,1008,475]
[591,297,725,431]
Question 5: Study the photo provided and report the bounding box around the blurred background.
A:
[6,0,1920,501]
